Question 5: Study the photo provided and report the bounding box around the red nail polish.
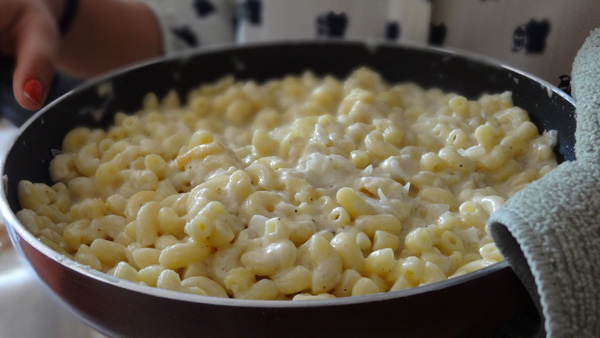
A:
[23,79,43,105]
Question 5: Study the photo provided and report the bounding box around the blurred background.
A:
[178,0,600,92]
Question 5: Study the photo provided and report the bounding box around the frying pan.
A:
[0,41,576,338]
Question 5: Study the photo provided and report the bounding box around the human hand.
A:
[0,0,61,111]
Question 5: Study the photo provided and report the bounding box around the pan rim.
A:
[0,39,574,309]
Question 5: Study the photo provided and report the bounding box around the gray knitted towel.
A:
[489,28,600,338]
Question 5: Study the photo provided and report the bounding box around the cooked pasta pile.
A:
[17,68,557,300]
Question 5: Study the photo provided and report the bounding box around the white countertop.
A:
[0,119,105,338]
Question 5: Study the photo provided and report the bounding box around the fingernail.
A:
[23,79,43,105]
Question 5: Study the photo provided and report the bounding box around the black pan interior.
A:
[3,42,576,213]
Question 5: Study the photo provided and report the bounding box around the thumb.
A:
[12,10,59,111]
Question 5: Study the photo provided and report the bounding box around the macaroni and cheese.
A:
[17,68,557,300]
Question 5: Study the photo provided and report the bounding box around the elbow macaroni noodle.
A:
[17,68,558,300]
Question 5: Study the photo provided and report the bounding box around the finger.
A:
[11,10,58,111]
